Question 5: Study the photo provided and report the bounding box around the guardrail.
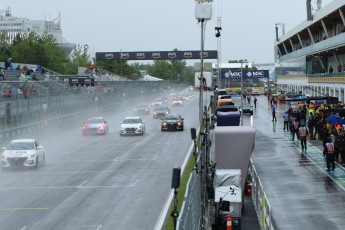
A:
[176,170,201,230]
[176,158,276,230]
[0,81,171,140]
[248,158,275,230]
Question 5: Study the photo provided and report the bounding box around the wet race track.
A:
[2,92,345,230]
[0,92,201,230]
[246,95,345,230]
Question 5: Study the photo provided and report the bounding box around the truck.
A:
[195,71,212,90]
[210,126,256,229]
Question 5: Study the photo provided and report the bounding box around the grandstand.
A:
[275,0,345,80]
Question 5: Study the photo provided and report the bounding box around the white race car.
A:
[1,139,45,169]
[82,117,109,136]
[120,117,145,136]
[172,97,184,106]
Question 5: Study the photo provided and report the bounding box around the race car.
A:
[161,114,184,131]
[120,117,145,136]
[172,97,184,106]
[151,99,164,108]
[1,139,45,169]
[153,106,170,119]
[82,117,109,136]
[239,104,254,115]
[134,103,150,115]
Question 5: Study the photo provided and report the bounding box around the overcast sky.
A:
[0,0,334,65]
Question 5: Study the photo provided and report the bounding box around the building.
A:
[275,0,345,102]
[0,8,75,55]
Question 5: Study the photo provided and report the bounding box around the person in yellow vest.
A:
[326,122,332,135]
[299,123,309,151]
[308,108,314,116]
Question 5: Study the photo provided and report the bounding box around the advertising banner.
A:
[95,50,218,61]
[221,70,269,79]
[69,77,94,86]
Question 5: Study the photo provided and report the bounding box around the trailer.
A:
[210,126,256,230]
[213,169,242,230]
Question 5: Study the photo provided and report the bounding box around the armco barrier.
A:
[248,158,275,230]
[0,80,171,141]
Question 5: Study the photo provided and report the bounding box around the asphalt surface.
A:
[0,91,201,230]
[249,96,345,230]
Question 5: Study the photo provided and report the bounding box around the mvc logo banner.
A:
[221,70,269,79]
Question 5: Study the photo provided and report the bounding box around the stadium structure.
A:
[0,8,75,55]
[275,0,345,101]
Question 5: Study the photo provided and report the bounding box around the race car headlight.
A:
[177,122,182,126]
[26,154,36,159]
[162,122,167,126]
[165,111,169,114]
[1,155,7,160]
[154,112,157,115]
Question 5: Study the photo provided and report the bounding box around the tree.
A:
[10,32,68,73]
[169,49,186,82]
[70,44,90,67]
[0,32,11,61]
[180,66,194,85]
[96,60,140,80]
[146,60,173,80]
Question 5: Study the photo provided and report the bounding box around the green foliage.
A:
[0,32,11,60]
[180,66,195,85]
[96,60,141,80]
[143,49,193,83]
[70,44,90,67]
[146,60,173,80]
[165,154,196,230]
[10,33,67,72]
[0,32,92,74]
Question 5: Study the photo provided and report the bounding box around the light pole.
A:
[199,18,205,126]
[215,17,222,89]
[240,61,244,126]
[240,61,248,126]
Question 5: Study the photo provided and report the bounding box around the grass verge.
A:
[164,152,196,230]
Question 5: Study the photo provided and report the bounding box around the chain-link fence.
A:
[0,80,170,132]
[177,170,202,230]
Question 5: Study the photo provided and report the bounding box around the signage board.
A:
[96,50,218,61]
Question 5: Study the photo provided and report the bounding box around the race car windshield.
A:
[87,118,103,124]
[164,115,180,120]
[6,142,35,150]
[123,118,141,124]
[137,104,147,108]
[155,106,168,110]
